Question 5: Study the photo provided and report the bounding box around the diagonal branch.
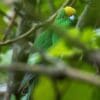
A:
[0,0,74,46]
[76,0,100,28]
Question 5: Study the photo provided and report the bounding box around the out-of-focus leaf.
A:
[91,87,100,100]
[80,29,97,48]
[0,49,13,65]
[47,40,74,58]
[0,2,9,12]
[62,82,94,100]
[68,28,80,39]
[32,77,55,100]
[0,16,7,40]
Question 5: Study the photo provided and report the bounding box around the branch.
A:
[50,26,100,73]
[76,0,100,28]
[3,11,17,41]
[0,24,37,46]
[0,8,57,46]
[0,13,57,46]
[0,63,100,86]
[0,0,74,46]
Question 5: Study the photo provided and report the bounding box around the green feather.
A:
[52,10,72,44]
[20,9,76,100]
[34,30,53,50]
[34,9,72,50]
[54,10,71,27]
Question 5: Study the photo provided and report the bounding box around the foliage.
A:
[0,0,100,100]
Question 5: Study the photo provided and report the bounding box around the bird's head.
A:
[63,6,76,17]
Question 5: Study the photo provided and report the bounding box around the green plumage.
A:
[34,9,73,50]
[34,30,53,50]
[20,9,76,100]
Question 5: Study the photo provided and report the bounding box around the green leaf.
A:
[68,28,80,39]
[62,82,94,100]
[47,40,74,58]
[0,49,13,65]
[81,29,95,44]
[32,77,55,100]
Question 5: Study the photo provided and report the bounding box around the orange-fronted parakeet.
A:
[34,6,77,50]
[19,6,77,100]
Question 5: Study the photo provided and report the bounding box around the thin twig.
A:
[0,24,36,46]
[0,11,57,46]
[3,11,17,41]
[70,0,77,6]
[0,0,71,46]
[48,0,56,13]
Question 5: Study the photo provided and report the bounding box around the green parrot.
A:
[19,6,77,100]
[34,6,77,50]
